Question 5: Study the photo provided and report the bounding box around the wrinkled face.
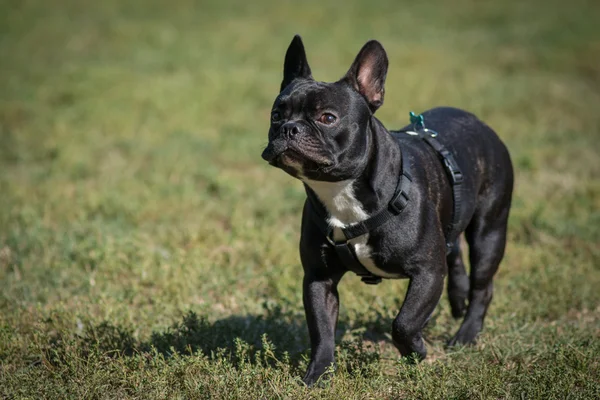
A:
[261,35,388,182]
[261,79,371,181]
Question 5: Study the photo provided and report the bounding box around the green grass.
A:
[1,0,599,398]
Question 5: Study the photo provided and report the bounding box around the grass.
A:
[1,0,599,398]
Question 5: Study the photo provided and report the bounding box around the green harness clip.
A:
[409,111,425,129]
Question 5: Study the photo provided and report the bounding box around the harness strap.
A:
[408,131,464,251]
[341,157,412,240]
[307,194,382,284]
[402,111,465,252]
[306,147,412,285]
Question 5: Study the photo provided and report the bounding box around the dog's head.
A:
[261,35,388,182]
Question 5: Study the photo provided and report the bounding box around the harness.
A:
[307,112,465,285]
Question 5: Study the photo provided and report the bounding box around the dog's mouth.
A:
[262,143,334,172]
[272,149,302,167]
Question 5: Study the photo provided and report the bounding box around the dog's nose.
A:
[280,122,301,138]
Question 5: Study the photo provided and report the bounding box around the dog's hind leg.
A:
[448,205,510,346]
[446,237,469,319]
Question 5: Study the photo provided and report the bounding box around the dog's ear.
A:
[343,40,388,112]
[281,35,312,92]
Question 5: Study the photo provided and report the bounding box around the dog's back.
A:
[394,106,514,232]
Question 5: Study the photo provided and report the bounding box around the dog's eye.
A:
[318,113,337,125]
[271,111,282,123]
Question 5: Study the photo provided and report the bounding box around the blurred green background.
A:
[1,0,599,398]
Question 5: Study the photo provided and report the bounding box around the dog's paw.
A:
[302,372,321,388]
[447,323,480,347]
[302,362,335,388]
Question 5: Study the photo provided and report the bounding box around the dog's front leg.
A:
[392,270,444,361]
[302,271,343,386]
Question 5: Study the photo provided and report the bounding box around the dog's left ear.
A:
[281,35,313,92]
[343,40,388,112]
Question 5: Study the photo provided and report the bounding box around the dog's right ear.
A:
[281,35,312,92]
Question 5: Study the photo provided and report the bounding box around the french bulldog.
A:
[261,35,513,386]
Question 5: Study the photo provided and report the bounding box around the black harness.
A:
[307,122,465,285]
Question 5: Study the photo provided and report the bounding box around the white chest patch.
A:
[302,178,402,279]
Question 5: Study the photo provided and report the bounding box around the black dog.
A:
[261,35,513,386]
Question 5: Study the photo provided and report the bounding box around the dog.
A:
[261,35,513,386]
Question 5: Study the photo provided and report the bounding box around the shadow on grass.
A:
[67,308,306,361]
[45,305,392,373]
[145,308,309,360]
